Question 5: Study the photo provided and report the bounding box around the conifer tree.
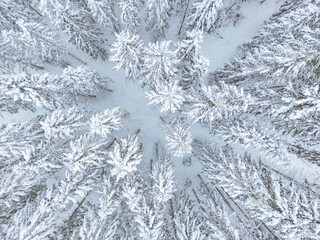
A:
[187,83,252,124]
[0,66,108,113]
[40,1,107,59]
[187,0,223,32]
[86,0,119,33]
[146,80,185,113]
[145,0,171,39]
[143,41,178,86]
[119,0,141,33]
[194,141,320,239]
[161,118,193,157]
[178,30,209,89]
[110,31,145,81]
[107,131,142,180]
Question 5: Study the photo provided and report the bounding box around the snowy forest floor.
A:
[2,0,319,191]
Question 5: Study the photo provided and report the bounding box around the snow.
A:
[2,0,319,190]
[202,0,284,71]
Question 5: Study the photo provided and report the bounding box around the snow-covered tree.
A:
[187,0,223,32]
[0,66,108,113]
[86,0,119,33]
[40,1,106,59]
[174,193,206,240]
[143,41,178,86]
[194,141,320,239]
[135,198,164,240]
[187,83,252,124]
[0,117,44,169]
[145,0,171,39]
[89,107,127,138]
[41,107,86,141]
[58,3,106,59]
[38,0,64,19]
[0,19,65,73]
[76,205,118,239]
[3,190,64,240]
[210,0,320,165]
[107,131,142,180]
[216,118,292,163]
[178,30,209,89]
[64,134,108,174]
[110,31,145,80]
[119,0,141,33]
[151,155,175,204]
[146,81,185,113]
[162,118,192,157]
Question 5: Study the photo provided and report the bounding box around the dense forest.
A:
[0,0,319,239]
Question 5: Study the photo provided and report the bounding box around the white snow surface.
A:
[2,0,320,189]
[202,0,284,71]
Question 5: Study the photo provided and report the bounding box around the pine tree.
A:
[86,0,119,33]
[146,80,185,113]
[161,118,193,157]
[89,107,127,138]
[174,193,206,240]
[194,141,320,239]
[187,83,252,124]
[135,197,164,240]
[40,1,107,59]
[110,31,145,81]
[107,131,142,180]
[215,118,293,163]
[41,107,86,141]
[143,41,178,86]
[187,0,223,32]
[0,66,108,113]
[58,3,107,59]
[7,19,65,64]
[119,0,141,33]
[210,0,320,165]
[151,155,175,204]
[145,0,171,39]
[178,30,209,89]
[3,190,64,240]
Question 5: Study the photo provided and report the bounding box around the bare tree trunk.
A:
[178,0,191,36]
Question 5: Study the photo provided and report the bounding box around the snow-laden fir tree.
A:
[58,2,107,59]
[187,0,223,32]
[178,30,209,89]
[194,141,320,239]
[0,18,65,73]
[107,131,142,180]
[119,0,141,33]
[173,192,206,240]
[146,80,185,113]
[151,154,175,204]
[110,31,145,81]
[187,82,252,124]
[0,66,108,113]
[86,0,119,33]
[161,117,192,157]
[143,41,178,86]
[41,107,86,141]
[215,118,294,164]
[3,189,65,240]
[135,197,164,240]
[145,0,171,39]
[210,0,320,165]
[89,107,127,137]
[39,1,107,59]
